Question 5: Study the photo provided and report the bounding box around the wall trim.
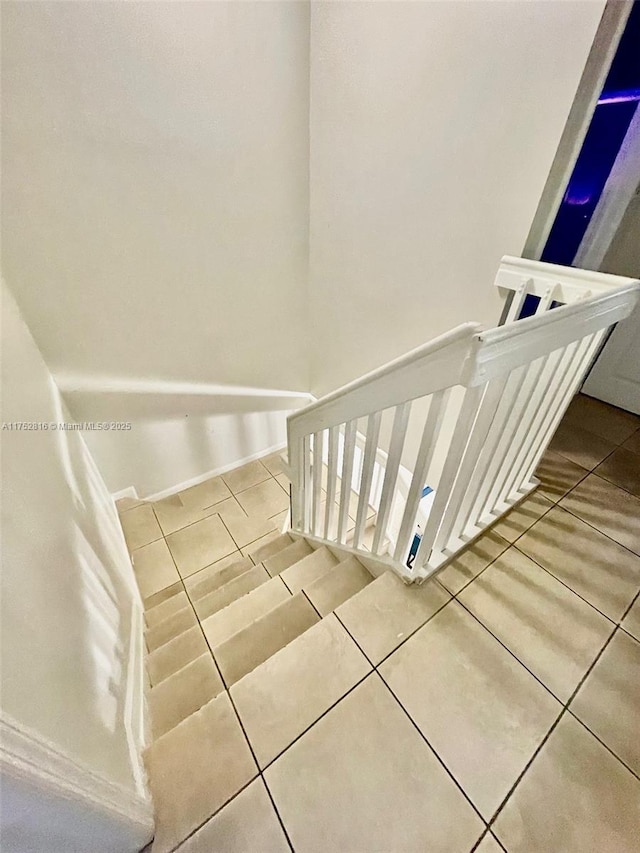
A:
[142,441,289,502]
[111,485,139,502]
[0,713,154,838]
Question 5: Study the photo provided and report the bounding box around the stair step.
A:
[147,625,208,686]
[149,653,224,739]
[193,564,269,621]
[214,593,319,687]
[145,606,198,652]
[144,581,183,612]
[246,532,293,564]
[201,576,291,649]
[230,614,371,768]
[145,590,189,628]
[263,539,313,576]
[185,555,254,602]
[304,556,374,616]
[280,546,338,593]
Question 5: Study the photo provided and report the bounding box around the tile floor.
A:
[119,396,640,853]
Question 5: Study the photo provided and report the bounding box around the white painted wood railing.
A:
[287,257,640,582]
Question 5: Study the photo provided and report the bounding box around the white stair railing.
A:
[287,257,640,582]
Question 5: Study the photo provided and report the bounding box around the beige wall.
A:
[309,0,606,395]
[1,280,148,829]
[1,1,310,494]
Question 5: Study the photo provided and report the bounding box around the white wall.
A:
[1,0,310,495]
[0,280,151,850]
[309,0,607,395]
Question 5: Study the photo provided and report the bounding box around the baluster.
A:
[371,401,412,554]
[324,425,340,539]
[302,434,312,534]
[393,390,450,563]
[337,420,357,543]
[311,430,325,536]
[352,412,382,549]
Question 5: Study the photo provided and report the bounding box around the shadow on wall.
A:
[56,376,313,498]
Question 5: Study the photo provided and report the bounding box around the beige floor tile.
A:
[263,539,313,576]
[438,530,510,595]
[243,532,292,562]
[151,497,215,538]
[236,478,290,519]
[193,565,270,621]
[201,576,291,649]
[280,545,337,593]
[305,556,374,616]
[184,554,252,601]
[475,833,503,853]
[548,421,617,471]
[275,472,290,491]
[120,504,163,551]
[152,483,235,536]
[594,446,640,497]
[559,474,640,556]
[534,449,589,502]
[222,460,271,494]
[622,428,640,456]
[562,394,639,445]
[261,451,287,477]
[571,629,640,775]
[269,509,289,530]
[621,595,640,641]
[145,606,197,652]
[116,496,145,513]
[516,506,640,621]
[146,590,190,628]
[177,476,232,511]
[147,625,208,686]
[145,692,257,853]
[177,779,289,853]
[232,615,371,768]
[166,515,237,577]
[265,674,484,853]
[144,581,183,612]
[459,549,614,702]
[149,654,224,739]
[337,571,451,664]
[132,539,180,599]
[493,713,640,853]
[222,511,278,549]
[214,592,319,687]
[491,492,553,543]
[380,602,560,818]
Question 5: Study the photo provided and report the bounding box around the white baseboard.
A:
[0,712,154,846]
[111,485,139,502]
[143,442,288,502]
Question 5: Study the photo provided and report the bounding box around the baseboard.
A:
[111,485,139,502]
[143,442,288,502]
[0,712,154,842]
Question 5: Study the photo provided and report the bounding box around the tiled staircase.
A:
[141,528,381,851]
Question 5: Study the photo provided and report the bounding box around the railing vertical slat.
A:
[352,412,382,549]
[392,390,450,564]
[337,420,357,543]
[503,278,531,324]
[302,433,312,534]
[311,430,324,536]
[371,402,412,554]
[433,376,509,556]
[324,425,340,539]
[290,434,304,530]
[414,386,483,571]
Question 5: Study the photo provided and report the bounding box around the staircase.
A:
[142,530,383,852]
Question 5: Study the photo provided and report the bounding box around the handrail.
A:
[287,257,640,582]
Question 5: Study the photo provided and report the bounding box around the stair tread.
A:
[214,593,319,687]
[304,556,374,616]
[145,605,198,652]
[201,575,291,649]
[263,539,313,576]
[230,614,371,768]
[147,625,208,686]
[149,653,223,739]
[246,532,293,564]
[193,564,269,621]
[185,555,254,602]
[145,590,189,628]
[280,546,338,593]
